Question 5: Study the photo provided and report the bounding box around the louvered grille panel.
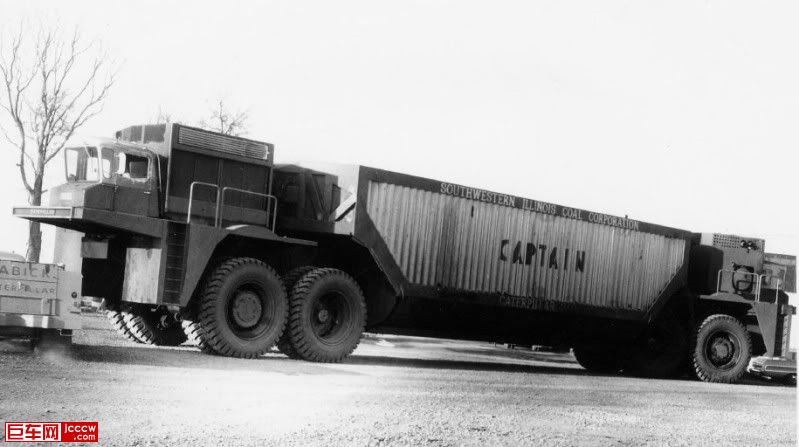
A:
[178,127,268,160]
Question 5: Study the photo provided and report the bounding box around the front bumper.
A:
[0,313,73,330]
[13,206,76,219]
[748,355,797,378]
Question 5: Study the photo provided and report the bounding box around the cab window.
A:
[115,152,150,183]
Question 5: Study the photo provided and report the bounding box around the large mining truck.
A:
[13,123,795,383]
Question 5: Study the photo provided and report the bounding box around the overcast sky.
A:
[1,0,797,268]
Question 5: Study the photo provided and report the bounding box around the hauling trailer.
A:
[13,123,795,383]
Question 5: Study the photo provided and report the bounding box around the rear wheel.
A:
[197,258,287,358]
[276,266,316,359]
[691,314,751,383]
[123,307,188,346]
[287,268,366,363]
[573,345,624,374]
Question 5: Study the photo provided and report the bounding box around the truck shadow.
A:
[60,341,793,387]
[345,354,589,377]
[68,343,359,376]
[445,347,579,365]
[67,341,589,378]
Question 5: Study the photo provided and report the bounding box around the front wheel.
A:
[197,258,287,358]
[123,307,188,346]
[106,309,143,344]
[286,268,366,363]
[691,314,751,383]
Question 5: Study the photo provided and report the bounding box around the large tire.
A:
[196,258,287,359]
[691,314,751,383]
[181,317,216,354]
[106,309,143,344]
[573,345,624,374]
[123,307,188,346]
[626,314,688,378]
[287,268,366,363]
[276,266,316,359]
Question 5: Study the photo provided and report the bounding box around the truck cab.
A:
[51,139,160,217]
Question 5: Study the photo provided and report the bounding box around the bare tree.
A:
[154,105,174,124]
[0,25,116,262]
[200,99,248,136]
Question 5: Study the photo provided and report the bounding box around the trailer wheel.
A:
[123,307,188,346]
[106,310,143,344]
[573,345,623,374]
[627,314,688,378]
[287,268,366,363]
[197,258,287,359]
[276,266,316,359]
[691,314,751,383]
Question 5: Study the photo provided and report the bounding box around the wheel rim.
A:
[153,309,178,331]
[226,283,273,340]
[704,330,741,370]
[309,291,353,345]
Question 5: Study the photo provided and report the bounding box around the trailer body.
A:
[282,164,690,319]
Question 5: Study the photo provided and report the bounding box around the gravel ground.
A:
[0,314,796,446]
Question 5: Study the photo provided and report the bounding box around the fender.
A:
[178,224,316,307]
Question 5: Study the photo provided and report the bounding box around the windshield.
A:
[65,147,102,182]
[65,146,150,183]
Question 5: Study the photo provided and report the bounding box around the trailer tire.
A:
[287,268,366,363]
[197,258,287,359]
[276,266,316,359]
[106,310,143,344]
[626,314,688,378]
[691,314,751,383]
[123,307,188,346]
[573,345,623,374]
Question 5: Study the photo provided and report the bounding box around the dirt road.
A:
[0,315,795,446]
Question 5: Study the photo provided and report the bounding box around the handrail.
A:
[220,186,278,230]
[715,269,783,302]
[187,181,221,226]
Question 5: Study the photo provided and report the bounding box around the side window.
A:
[116,152,150,183]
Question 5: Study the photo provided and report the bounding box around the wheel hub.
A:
[231,291,262,328]
[709,335,735,365]
[317,308,331,323]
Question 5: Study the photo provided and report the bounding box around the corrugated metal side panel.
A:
[366,182,686,312]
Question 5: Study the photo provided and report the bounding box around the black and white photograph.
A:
[0,1,796,446]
